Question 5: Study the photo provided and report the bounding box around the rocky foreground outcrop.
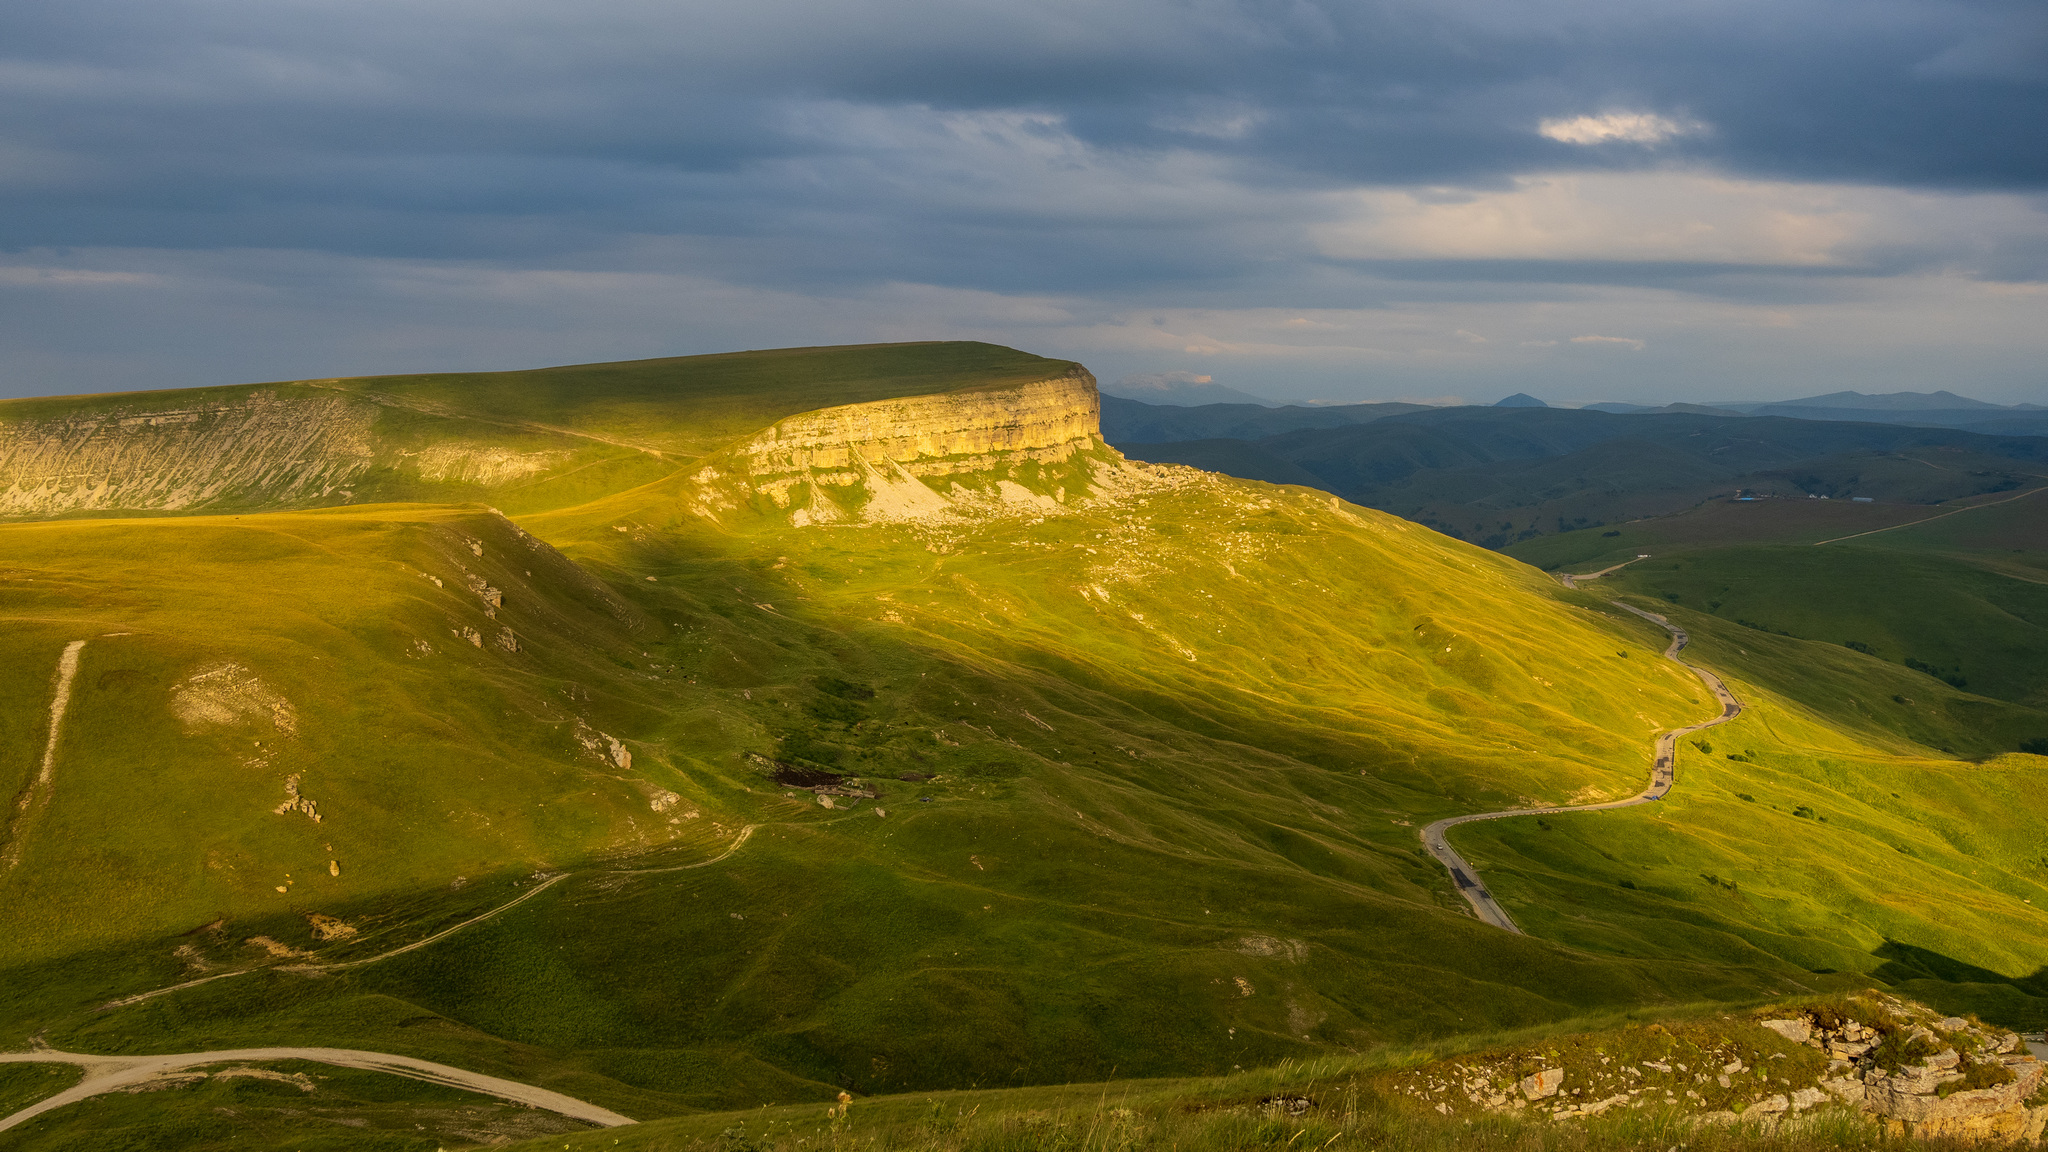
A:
[1769,1002,2045,1140]
[1382,994,2045,1141]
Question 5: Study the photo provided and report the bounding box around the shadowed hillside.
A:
[0,342,1074,519]
[3,343,2048,1149]
[1112,402,2048,548]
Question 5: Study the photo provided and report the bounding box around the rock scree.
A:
[1378,994,2046,1141]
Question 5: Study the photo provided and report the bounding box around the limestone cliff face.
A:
[691,366,1113,524]
[0,392,380,517]
[0,361,1111,522]
[733,366,1100,482]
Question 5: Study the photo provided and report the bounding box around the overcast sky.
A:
[2,0,2044,405]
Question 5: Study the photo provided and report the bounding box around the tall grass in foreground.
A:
[634,1095,1914,1152]
[618,1072,1921,1152]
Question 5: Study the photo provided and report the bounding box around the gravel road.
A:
[0,1045,636,1133]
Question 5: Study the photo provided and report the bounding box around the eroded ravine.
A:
[2,640,86,873]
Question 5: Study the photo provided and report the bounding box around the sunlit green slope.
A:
[2,342,2047,1151]
[317,340,1074,461]
[0,341,1070,519]
[1506,488,2048,727]
[0,507,695,956]
[1454,600,2048,1025]
[0,472,1753,1070]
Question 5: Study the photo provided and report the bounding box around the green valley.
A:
[2,342,2046,1149]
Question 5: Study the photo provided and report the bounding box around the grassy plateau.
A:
[0,343,2044,1149]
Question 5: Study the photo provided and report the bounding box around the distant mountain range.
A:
[1107,396,2048,549]
[1582,401,1747,418]
[1103,381,2046,433]
[1725,390,2038,412]
[1587,390,2048,436]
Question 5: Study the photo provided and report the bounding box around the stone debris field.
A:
[1380,994,2046,1141]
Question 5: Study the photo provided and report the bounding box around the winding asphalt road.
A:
[0,1046,635,1133]
[1420,599,1743,933]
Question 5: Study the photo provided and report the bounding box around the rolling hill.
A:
[3,342,2048,1149]
[1111,402,2048,548]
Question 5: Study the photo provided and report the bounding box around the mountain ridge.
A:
[0,342,1077,522]
[3,341,2048,1149]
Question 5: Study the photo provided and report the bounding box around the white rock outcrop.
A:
[0,392,378,516]
[688,366,1111,525]
[732,367,1099,481]
[1520,1068,1565,1100]
[1381,995,2048,1143]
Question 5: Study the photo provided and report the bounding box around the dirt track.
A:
[0,1045,635,1133]
[100,825,760,1013]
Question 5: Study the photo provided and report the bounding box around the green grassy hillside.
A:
[316,340,1075,462]
[1,476,1759,1072]
[1502,498,1958,572]
[481,991,2016,1152]
[1505,487,2048,724]
[0,507,699,959]
[1504,487,2048,573]
[3,343,2048,1149]
[0,341,1072,520]
[1453,617,2048,1025]
[1114,404,2048,549]
[1607,547,2048,709]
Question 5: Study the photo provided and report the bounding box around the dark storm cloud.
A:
[2,0,2043,267]
[1,0,2045,403]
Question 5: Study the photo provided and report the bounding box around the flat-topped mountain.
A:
[2,341,2046,1149]
[0,342,1078,520]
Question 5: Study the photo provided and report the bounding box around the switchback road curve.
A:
[1420,601,1743,933]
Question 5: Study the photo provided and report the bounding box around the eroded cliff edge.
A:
[0,387,614,519]
[687,365,1127,525]
[0,355,1118,523]
[0,392,383,517]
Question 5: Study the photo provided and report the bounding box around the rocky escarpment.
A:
[1380,993,2045,1141]
[0,391,381,517]
[687,365,1120,525]
[735,366,1099,479]
[0,355,1120,523]
[0,387,592,519]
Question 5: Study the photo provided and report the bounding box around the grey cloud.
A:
[1,0,2045,401]
[6,1,2044,229]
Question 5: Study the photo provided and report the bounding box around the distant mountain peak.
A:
[1493,393,1549,408]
